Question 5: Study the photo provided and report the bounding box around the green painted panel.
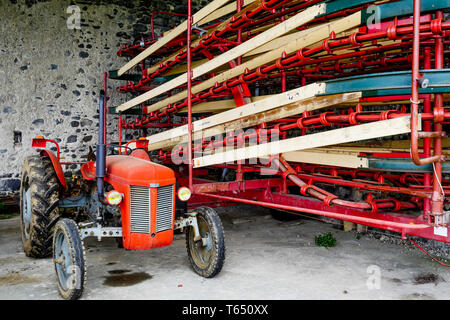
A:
[108,106,143,115]
[361,0,450,24]
[368,158,450,173]
[322,69,450,96]
[108,69,142,81]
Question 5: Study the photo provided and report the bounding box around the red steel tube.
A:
[187,0,193,190]
[274,157,416,212]
[151,11,188,40]
[423,46,432,219]
[410,0,440,166]
[236,0,244,182]
[128,20,450,122]
[430,10,445,222]
[194,161,435,198]
[119,0,294,92]
[296,164,450,189]
[236,0,243,65]
[196,192,429,231]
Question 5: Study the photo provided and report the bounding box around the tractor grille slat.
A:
[156,185,174,233]
[130,186,150,234]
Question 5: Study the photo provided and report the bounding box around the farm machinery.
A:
[20,90,225,299]
[109,0,450,241]
[20,0,450,299]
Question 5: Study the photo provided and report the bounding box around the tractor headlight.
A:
[177,187,191,201]
[105,190,123,206]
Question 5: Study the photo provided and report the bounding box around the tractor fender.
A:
[40,149,67,189]
[130,149,150,161]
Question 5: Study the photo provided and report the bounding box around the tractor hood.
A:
[81,155,175,187]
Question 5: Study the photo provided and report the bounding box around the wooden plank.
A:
[197,0,257,26]
[117,0,232,76]
[146,0,264,76]
[244,24,360,59]
[148,21,279,75]
[117,3,326,112]
[193,116,414,168]
[181,95,273,113]
[312,146,450,157]
[150,24,334,79]
[243,27,326,58]
[163,58,215,76]
[195,93,358,143]
[147,91,361,152]
[147,0,310,76]
[140,11,362,114]
[158,22,290,77]
[145,82,325,146]
[194,4,326,77]
[282,146,450,161]
[317,146,399,153]
[189,99,238,113]
[343,221,356,232]
[163,26,325,77]
[282,150,369,168]
[338,137,450,149]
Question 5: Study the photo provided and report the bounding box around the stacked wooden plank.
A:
[111,0,449,170]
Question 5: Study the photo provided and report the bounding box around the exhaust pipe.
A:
[96,90,106,201]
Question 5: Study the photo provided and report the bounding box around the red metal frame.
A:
[119,20,450,127]
[112,1,450,243]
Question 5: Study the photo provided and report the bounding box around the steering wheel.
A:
[107,145,133,156]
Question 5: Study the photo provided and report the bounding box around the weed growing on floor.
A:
[315,232,336,247]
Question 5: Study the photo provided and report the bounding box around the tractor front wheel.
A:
[53,218,86,300]
[186,207,225,278]
[20,155,61,258]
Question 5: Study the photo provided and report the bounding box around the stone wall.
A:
[0,0,204,192]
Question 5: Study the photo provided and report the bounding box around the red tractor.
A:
[19,91,225,299]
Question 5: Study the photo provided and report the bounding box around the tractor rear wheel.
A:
[53,218,86,300]
[186,207,225,278]
[20,155,61,258]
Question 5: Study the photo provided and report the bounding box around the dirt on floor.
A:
[0,205,449,300]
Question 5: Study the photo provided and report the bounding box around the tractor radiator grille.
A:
[129,186,150,234]
[156,185,174,233]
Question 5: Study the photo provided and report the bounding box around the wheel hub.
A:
[55,232,73,291]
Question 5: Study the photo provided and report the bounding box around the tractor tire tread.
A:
[20,156,61,258]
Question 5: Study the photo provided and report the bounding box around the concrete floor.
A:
[0,205,449,300]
